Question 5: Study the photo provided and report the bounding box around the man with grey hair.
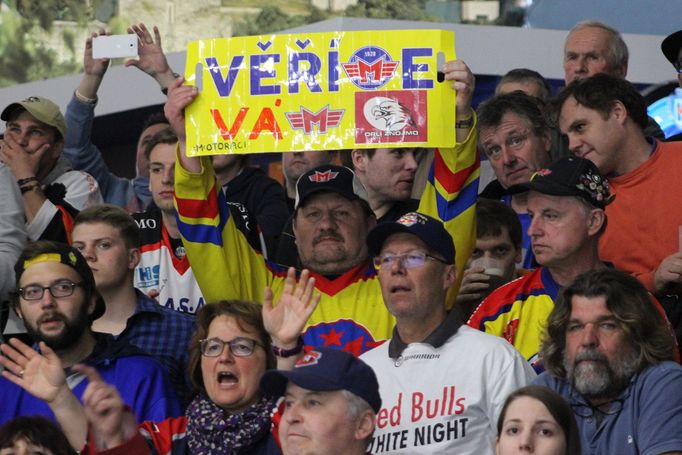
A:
[535,268,682,454]
[361,212,534,454]
[562,20,664,139]
[563,20,628,84]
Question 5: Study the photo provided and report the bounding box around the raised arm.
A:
[0,339,87,449]
[263,267,320,370]
[125,23,177,92]
[164,76,200,173]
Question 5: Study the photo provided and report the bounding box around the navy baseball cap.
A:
[508,156,614,209]
[260,347,382,413]
[662,30,682,68]
[294,165,370,210]
[366,212,455,264]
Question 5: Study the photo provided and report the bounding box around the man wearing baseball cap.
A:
[469,156,615,366]
[0,241,181,425]
[167,60,480,355]
[361,211,535,454]
[262,347,380,455]
[0,96,102,243]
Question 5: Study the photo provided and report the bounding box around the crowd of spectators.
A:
[1,18,681,455]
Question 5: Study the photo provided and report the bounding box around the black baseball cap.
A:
[366,212,455,264]
[260,347,381,413]
[508,156,614,209]
[294,165,370,210]
[662,30,682,68]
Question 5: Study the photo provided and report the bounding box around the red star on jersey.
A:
[319,328,344,346]
[344,336,366,357]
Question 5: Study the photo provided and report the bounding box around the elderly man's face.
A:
[280,383,374,455]
[564,295,637,403]
[293,192,374,275]
[527,192,599,268]
[479,112,552,190]
[563,26,624,84]
[376,232,455,321]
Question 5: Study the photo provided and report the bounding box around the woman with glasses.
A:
[495,385,581,455]
[0,268,319,455]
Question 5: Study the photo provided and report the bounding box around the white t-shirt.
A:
[361,325,536,455]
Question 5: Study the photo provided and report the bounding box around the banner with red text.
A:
[183,29,456,156]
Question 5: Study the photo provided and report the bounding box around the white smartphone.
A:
[92,34,138,59]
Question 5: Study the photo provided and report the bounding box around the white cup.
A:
[470,256,504,277]
[469,257,507,295]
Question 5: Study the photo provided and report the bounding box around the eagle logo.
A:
[364,97,416,132]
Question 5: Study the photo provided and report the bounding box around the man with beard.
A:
[0,241,181,425]
[535,268,682,454]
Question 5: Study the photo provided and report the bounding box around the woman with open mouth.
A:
[0,268,320,455]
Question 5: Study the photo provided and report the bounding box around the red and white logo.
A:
[308,170,339,183]
[295,350,322,368]
[354,90,427,144]
[285,105,345,135]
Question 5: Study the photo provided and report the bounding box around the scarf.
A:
[186,393,277,455]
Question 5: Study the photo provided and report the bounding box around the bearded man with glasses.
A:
[0,241,182,426]
[360,212,535,455]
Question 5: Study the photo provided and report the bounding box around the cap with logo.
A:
[662,30,682,69]
[1,96,66,138]
[14,241,105,320]
[294,165,370,209]
[260,347,382,413]
[507,156,614,209]
[366,211,455,264]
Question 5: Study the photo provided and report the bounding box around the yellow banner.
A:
[184,29,456,156]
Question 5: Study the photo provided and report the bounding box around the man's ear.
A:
[86,292,99,319]
[354,409,376,441]
[610,100,628,125]
[351,149,368,173]
[443,264,457,290]
[587,208,606,236]
[13,302,24,321]
[128,248,141,269]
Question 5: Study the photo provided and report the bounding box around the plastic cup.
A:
[469,256,507,296]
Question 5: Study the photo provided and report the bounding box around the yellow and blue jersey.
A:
[174,126,479,355]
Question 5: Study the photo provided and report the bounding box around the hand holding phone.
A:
[92,34,138,59]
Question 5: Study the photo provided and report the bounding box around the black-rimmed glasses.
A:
[17,281,84,301]
[199,337,262,357]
